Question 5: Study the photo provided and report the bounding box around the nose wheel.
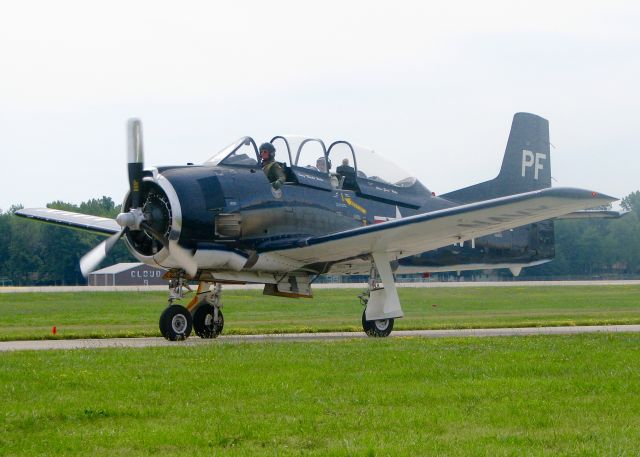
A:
[159,275,196,341]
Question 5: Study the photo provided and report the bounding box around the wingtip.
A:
[590,191,618,202]
[545,187,617,204]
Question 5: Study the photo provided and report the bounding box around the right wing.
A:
[263,187,616,265]
[15,208,120,236]
[556,210,628,220]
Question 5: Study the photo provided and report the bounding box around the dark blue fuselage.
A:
[155,162,554,274]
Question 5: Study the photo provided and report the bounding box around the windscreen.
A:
[295,138,328,173]
[205,137,259,166]
[344,143,417,187]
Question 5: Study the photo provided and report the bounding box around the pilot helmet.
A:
[259,142,276,160]
[316,156,332,171]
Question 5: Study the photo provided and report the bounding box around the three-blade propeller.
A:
[79,119,197,278]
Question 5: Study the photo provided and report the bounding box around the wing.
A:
[14,208,120,236]
[556,209,628,220]
[264,187,616,265]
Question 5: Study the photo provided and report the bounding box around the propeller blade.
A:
[80,229,125,277]
[127,119,144,209]
[169,240,198,277]
[140,221,197,277]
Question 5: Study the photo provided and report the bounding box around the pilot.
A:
[316,156,331,173]
[337,158,355,175]
[259,142,286,190]
[336,158,357,189]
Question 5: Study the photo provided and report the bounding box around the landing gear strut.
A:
[360,252,403,337]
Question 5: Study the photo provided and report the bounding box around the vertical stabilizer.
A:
[441,112,552,203]
[497,112,551,194]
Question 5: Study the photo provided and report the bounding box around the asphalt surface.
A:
[2,280,640,293]
[1,325,639,352]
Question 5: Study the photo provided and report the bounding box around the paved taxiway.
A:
[2,280,640,293]
[1,325,639,352]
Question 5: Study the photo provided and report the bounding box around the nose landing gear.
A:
[159,277,225,341]
[159,275,194,341]
[159,304,193,341]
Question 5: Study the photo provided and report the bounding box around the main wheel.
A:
[362,309,394,337]
[159,305,193,341]
[193,304,224,339]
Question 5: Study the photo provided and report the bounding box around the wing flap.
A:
[266,187,616,264]
[555,210,628,220]
[15,208,120,236]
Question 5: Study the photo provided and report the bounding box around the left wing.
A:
[14,208,120,235]
[264,187,616,265]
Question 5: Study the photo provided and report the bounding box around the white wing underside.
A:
[15,208,120,235]
[266,187,615,265]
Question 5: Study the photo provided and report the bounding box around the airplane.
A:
[16,112,620,341]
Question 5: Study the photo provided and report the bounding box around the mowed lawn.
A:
[1,334,639,456]
[0,285,639,340]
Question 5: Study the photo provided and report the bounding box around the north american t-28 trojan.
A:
[17,113,618,340]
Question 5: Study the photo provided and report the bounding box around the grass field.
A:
[1,333,639,456]
[1,286,640,340]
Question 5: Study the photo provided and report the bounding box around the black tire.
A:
[362,309,394,337]
[159,305,193,341]
[193,304,224,339]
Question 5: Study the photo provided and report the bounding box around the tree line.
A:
[0,197,134,285]
[0,192,639,285]
[523,190,640,279]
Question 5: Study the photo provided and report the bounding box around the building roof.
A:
[89,263,166,275]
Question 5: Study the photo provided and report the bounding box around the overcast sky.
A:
[1,0,638,212]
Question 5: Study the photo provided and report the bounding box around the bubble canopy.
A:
[205,135,421,189]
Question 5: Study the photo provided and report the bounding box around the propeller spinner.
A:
[79,119,197,278]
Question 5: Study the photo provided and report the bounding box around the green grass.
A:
[1,334,639,456]
[1,286,640,340]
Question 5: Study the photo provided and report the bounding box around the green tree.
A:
[621,191,640,214]
[0,212,11,281]
[2,190,639,285]
[1,197,134,285]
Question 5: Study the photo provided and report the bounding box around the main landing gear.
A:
[159,277,224,341]
[360,252,404,337]
[158,254,405,341]
[361,308,394,337]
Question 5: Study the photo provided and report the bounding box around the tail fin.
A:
[442,112,551,204]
